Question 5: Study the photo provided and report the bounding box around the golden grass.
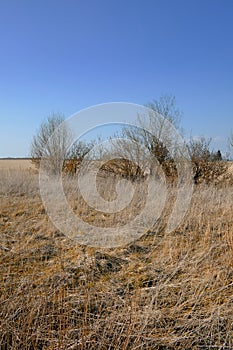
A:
[0,164,233,349]
[0,159,34,170]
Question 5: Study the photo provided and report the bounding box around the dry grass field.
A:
[0,159,33,170]
[0,159,233,349]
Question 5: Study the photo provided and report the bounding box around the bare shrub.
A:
[188,136,227,184]
[30,114,72,174]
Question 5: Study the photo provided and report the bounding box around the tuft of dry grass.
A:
[0,162,233,349]
[0,165,38,197]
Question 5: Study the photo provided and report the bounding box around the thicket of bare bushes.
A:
[31,113,94,175]
[30,97,231,185]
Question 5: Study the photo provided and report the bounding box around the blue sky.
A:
[0,0,232,157]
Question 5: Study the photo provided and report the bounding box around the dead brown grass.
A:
[0,159,34,170]
[0,162,233,349]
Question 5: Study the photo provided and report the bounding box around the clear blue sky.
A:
[0,0,232,157]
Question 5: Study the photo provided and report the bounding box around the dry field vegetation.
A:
[1,159,233,349]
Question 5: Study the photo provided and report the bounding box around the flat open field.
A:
[1,159,233,349]
[1,158,233,175]
[0,159,33,170]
